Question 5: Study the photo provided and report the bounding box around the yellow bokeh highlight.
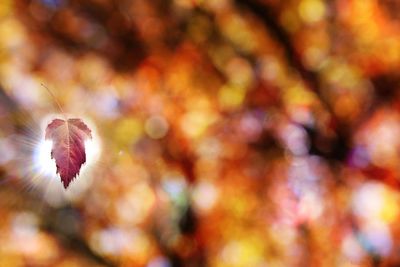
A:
[299,0,326,24]
[181,110,217,138]
[380,192,399,223]
[220,237,264,267]
[0,0,11,18]
[283,83,315,106]
[218,84,246,110]
[114,117,143,146]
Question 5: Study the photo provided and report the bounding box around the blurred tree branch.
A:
[233,0,352,162]
[234,0,320,94]
[15,0,146,71]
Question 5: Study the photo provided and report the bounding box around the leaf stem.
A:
[41,83,67,119]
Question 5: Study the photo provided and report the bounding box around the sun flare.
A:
[31,114,102,186]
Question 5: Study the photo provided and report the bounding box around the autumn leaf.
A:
[45,118,92,188]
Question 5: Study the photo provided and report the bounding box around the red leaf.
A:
[45,118,92,188]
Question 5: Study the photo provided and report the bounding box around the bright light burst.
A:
[33,139,57,177]
[33,115,101,180]
[23,114,102,204]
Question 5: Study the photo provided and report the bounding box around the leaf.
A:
[45,118,92,188]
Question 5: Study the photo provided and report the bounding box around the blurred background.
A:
[1,0,400,266]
